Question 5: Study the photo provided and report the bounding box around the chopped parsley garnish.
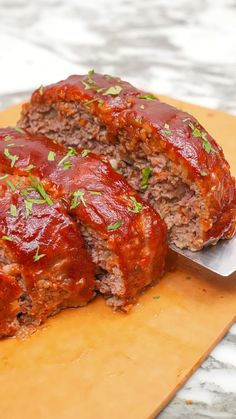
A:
[25,164,36,171]
[162,123,172,136]
[81,80,104,92]
[27,198,46,204]
[128,196,143,213]
[24,199,33,218]
[140,104,145,109]
[11,127,24,134]
[0,174,8,180]
[1,235,12,241]
[39,85,44,96]
[153,295,160,300]
[21,189,29,197]
[202,136,212,154]
[139,93,156,101]
[6,179,16,191]
[107,220,122,231]
[30,177,53,206]
[33,246,46,262]
[70,191,86,209]
[89,190,102,195]
[4,135,13,141]
[84,98,104,106]
[189,122,214,154]
[10,204,17,217]
[24,197,46,218]
[88,69,95,77]
[81,149,91,157]
[201,171,207,177]
[4,148,19,168]
[63,161,73,170]
[134,117,142,124]
[140,167,151,190]
[103,85,122,96]
[48,151,56,161]
[58,147,77,168]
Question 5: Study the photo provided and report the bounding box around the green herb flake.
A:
[189,123,213,154]
[4,135,13,141]
[4,148,19,168]
[140,167,151,190]
[134,117,142,125]
[21,189,29,197]
[24,199,33,218]
[33,246,46,262]
[39,85,44,96]
[107,220,122,231]
[128,196,143,213]
[0,174,8,180]
[88,69,95,77]
[30,177,53,206]
[98,99,104,107]
[153,295,160,300]
[11,127,24,134]
[58,147,77,167]
[139,93,156,101]
[89,190,102,195]
[25,164,36,171]
[140,104,145,109]
[63,161,73,170]
[203,140,212,154]
[84,98,98,106]
[48,151,56,161]
[81,80,104,92]
[81,149,91,157]
[6,179,16,192]
[27,198,46,204]
[162,123,172,136]
[84,97,104,106]
[200,171,208,177]
[10,204,17,217]
[70,191,86,209]
[1,235,12,241]
[103,85,122,96]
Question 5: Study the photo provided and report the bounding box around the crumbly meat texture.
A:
[19,73,236,250]
[0,128,167,315]
[0,175,95,338]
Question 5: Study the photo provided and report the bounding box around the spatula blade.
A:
[170,235,236,277]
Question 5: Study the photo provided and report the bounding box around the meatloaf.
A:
[19,72,236,250]
[0,173,95,338]
[0,128,167,313]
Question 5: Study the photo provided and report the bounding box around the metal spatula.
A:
[170,235,236,278]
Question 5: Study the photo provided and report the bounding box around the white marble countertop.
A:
[0,0,235,417]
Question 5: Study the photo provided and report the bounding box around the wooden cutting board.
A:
[0,99,235,419]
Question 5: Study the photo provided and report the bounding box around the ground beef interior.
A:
[21,102,206,250]
[80,224,126,308]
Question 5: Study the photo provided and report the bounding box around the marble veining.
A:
[0,0,235,418]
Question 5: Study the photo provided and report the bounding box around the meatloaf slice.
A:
[0,174,95,338]
[19,72,236,250]
[0,128,167,311]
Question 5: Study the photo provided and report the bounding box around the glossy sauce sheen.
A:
[26,73,236,242]
[0,128,167,307]
[0,174,95,337]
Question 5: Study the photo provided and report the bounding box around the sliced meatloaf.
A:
[0,174,95,338]
[0,128,167,311]
[19,72,236,250]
